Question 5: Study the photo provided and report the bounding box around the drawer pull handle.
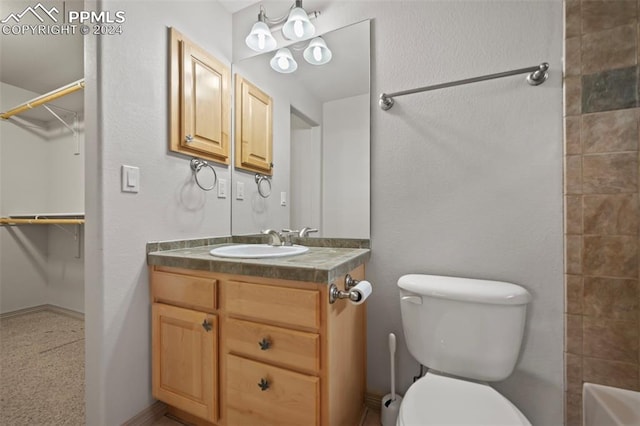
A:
[201,319,212,332]
[258,378,270,391]
[258,338,271,350]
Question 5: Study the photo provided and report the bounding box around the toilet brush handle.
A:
[389,333,396,401]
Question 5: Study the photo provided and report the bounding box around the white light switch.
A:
[121,165,139,193]
[218,178,227,198]
[236,182,245,200]
[280,191,287,206]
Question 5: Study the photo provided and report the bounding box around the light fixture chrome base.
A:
[526,62,549,86]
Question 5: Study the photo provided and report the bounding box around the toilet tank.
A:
[398,274,531,382]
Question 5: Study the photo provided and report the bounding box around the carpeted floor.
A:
[0,310,85,425]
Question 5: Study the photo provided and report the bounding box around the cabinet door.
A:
[152,303,217,423]
[170,27,230,164]
[234,75,273,175]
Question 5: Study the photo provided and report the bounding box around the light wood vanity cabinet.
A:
[170,27,230,164]
[150,265,366,426]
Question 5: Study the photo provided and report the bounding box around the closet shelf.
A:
[0,213,84,226]
[0,79,85,120]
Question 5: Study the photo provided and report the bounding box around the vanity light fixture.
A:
[270,48,298,73]
[303,37,332,65]
[245,1,332,73]
[281,2,315,41]
[245,9,277,52]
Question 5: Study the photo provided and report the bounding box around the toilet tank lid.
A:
[398,274,532,305]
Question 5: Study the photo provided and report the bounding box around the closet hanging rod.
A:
[0,79,85,120]
[379,62,549,111]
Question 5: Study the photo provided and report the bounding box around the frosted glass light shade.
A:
[282,7,314,41]
[245,21,277,52]
[270,48,298,73]
[303,37,332,65]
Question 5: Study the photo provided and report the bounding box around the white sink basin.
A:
[209,244,309,259]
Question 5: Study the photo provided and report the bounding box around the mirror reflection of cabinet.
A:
[169,27,230,164]
[234,75,273,175]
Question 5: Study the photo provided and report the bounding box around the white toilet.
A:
[397,274,532,426]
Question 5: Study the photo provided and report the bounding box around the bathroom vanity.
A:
[147,238,370,426]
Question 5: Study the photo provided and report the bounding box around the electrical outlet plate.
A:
[218,179,227,198]
[236,182,245,200]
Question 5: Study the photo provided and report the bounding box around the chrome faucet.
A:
[299,227,318,237]
[262,229,284,246]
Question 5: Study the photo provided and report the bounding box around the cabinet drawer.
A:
[226,318,320,373]
[152,271,216,311]
[226,354,319,426]
[223,281,319,330]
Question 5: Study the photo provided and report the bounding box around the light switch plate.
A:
[280,191,287,206]
[121,165,139,193]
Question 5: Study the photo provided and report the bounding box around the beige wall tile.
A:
[565,116,582,155]
[565,195,583,235]
[566,353,583,393]
[565,155,583,194]
[565,391,582,426]
[566,314,583,354]
[583,317,639,362]
[564,76,582,116]
[583,235,638,278]
[566,274,583,314]
[582,109,639,153]
[565,1,581,39]
[566,36,582,76]
[566,235,583,274]
[582,25,637,75]
[583,153,638,194]
[583,357,640,390]
[583,194,639,235]
[584,277,638,320]
[582,1,638,33]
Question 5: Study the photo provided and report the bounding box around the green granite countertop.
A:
[147,236,370,284]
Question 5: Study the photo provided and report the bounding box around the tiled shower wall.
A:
[563,1,640,425]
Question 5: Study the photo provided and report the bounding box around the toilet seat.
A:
[397,372,531,426]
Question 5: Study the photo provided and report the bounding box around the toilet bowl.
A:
[397,372,530,425]
[397,274,532,426]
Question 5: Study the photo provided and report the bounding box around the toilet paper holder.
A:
[329,274,362,304]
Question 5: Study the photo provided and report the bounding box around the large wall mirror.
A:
[231,19,370,239]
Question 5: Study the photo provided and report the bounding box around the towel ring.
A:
[255,174,272,198]
[190,158,217,191]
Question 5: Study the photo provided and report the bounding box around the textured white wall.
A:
[235,1,564,424]
[85,1,232,423]
[290,120,322,233]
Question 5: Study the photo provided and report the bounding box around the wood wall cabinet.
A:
[150,264,366,426]
[234,75,273,175]
[170,27,230,164]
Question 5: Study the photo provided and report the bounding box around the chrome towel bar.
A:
[379,62,549,111]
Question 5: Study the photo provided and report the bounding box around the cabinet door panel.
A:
[226,355,319,426]
[234,75,273,174]
[152,303,217,423]
[170,27,230,164]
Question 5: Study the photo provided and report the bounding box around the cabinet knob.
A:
[185,134,194,143]
[258,378,270,391]
[258,338,271,351]
[201,319,212,332]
